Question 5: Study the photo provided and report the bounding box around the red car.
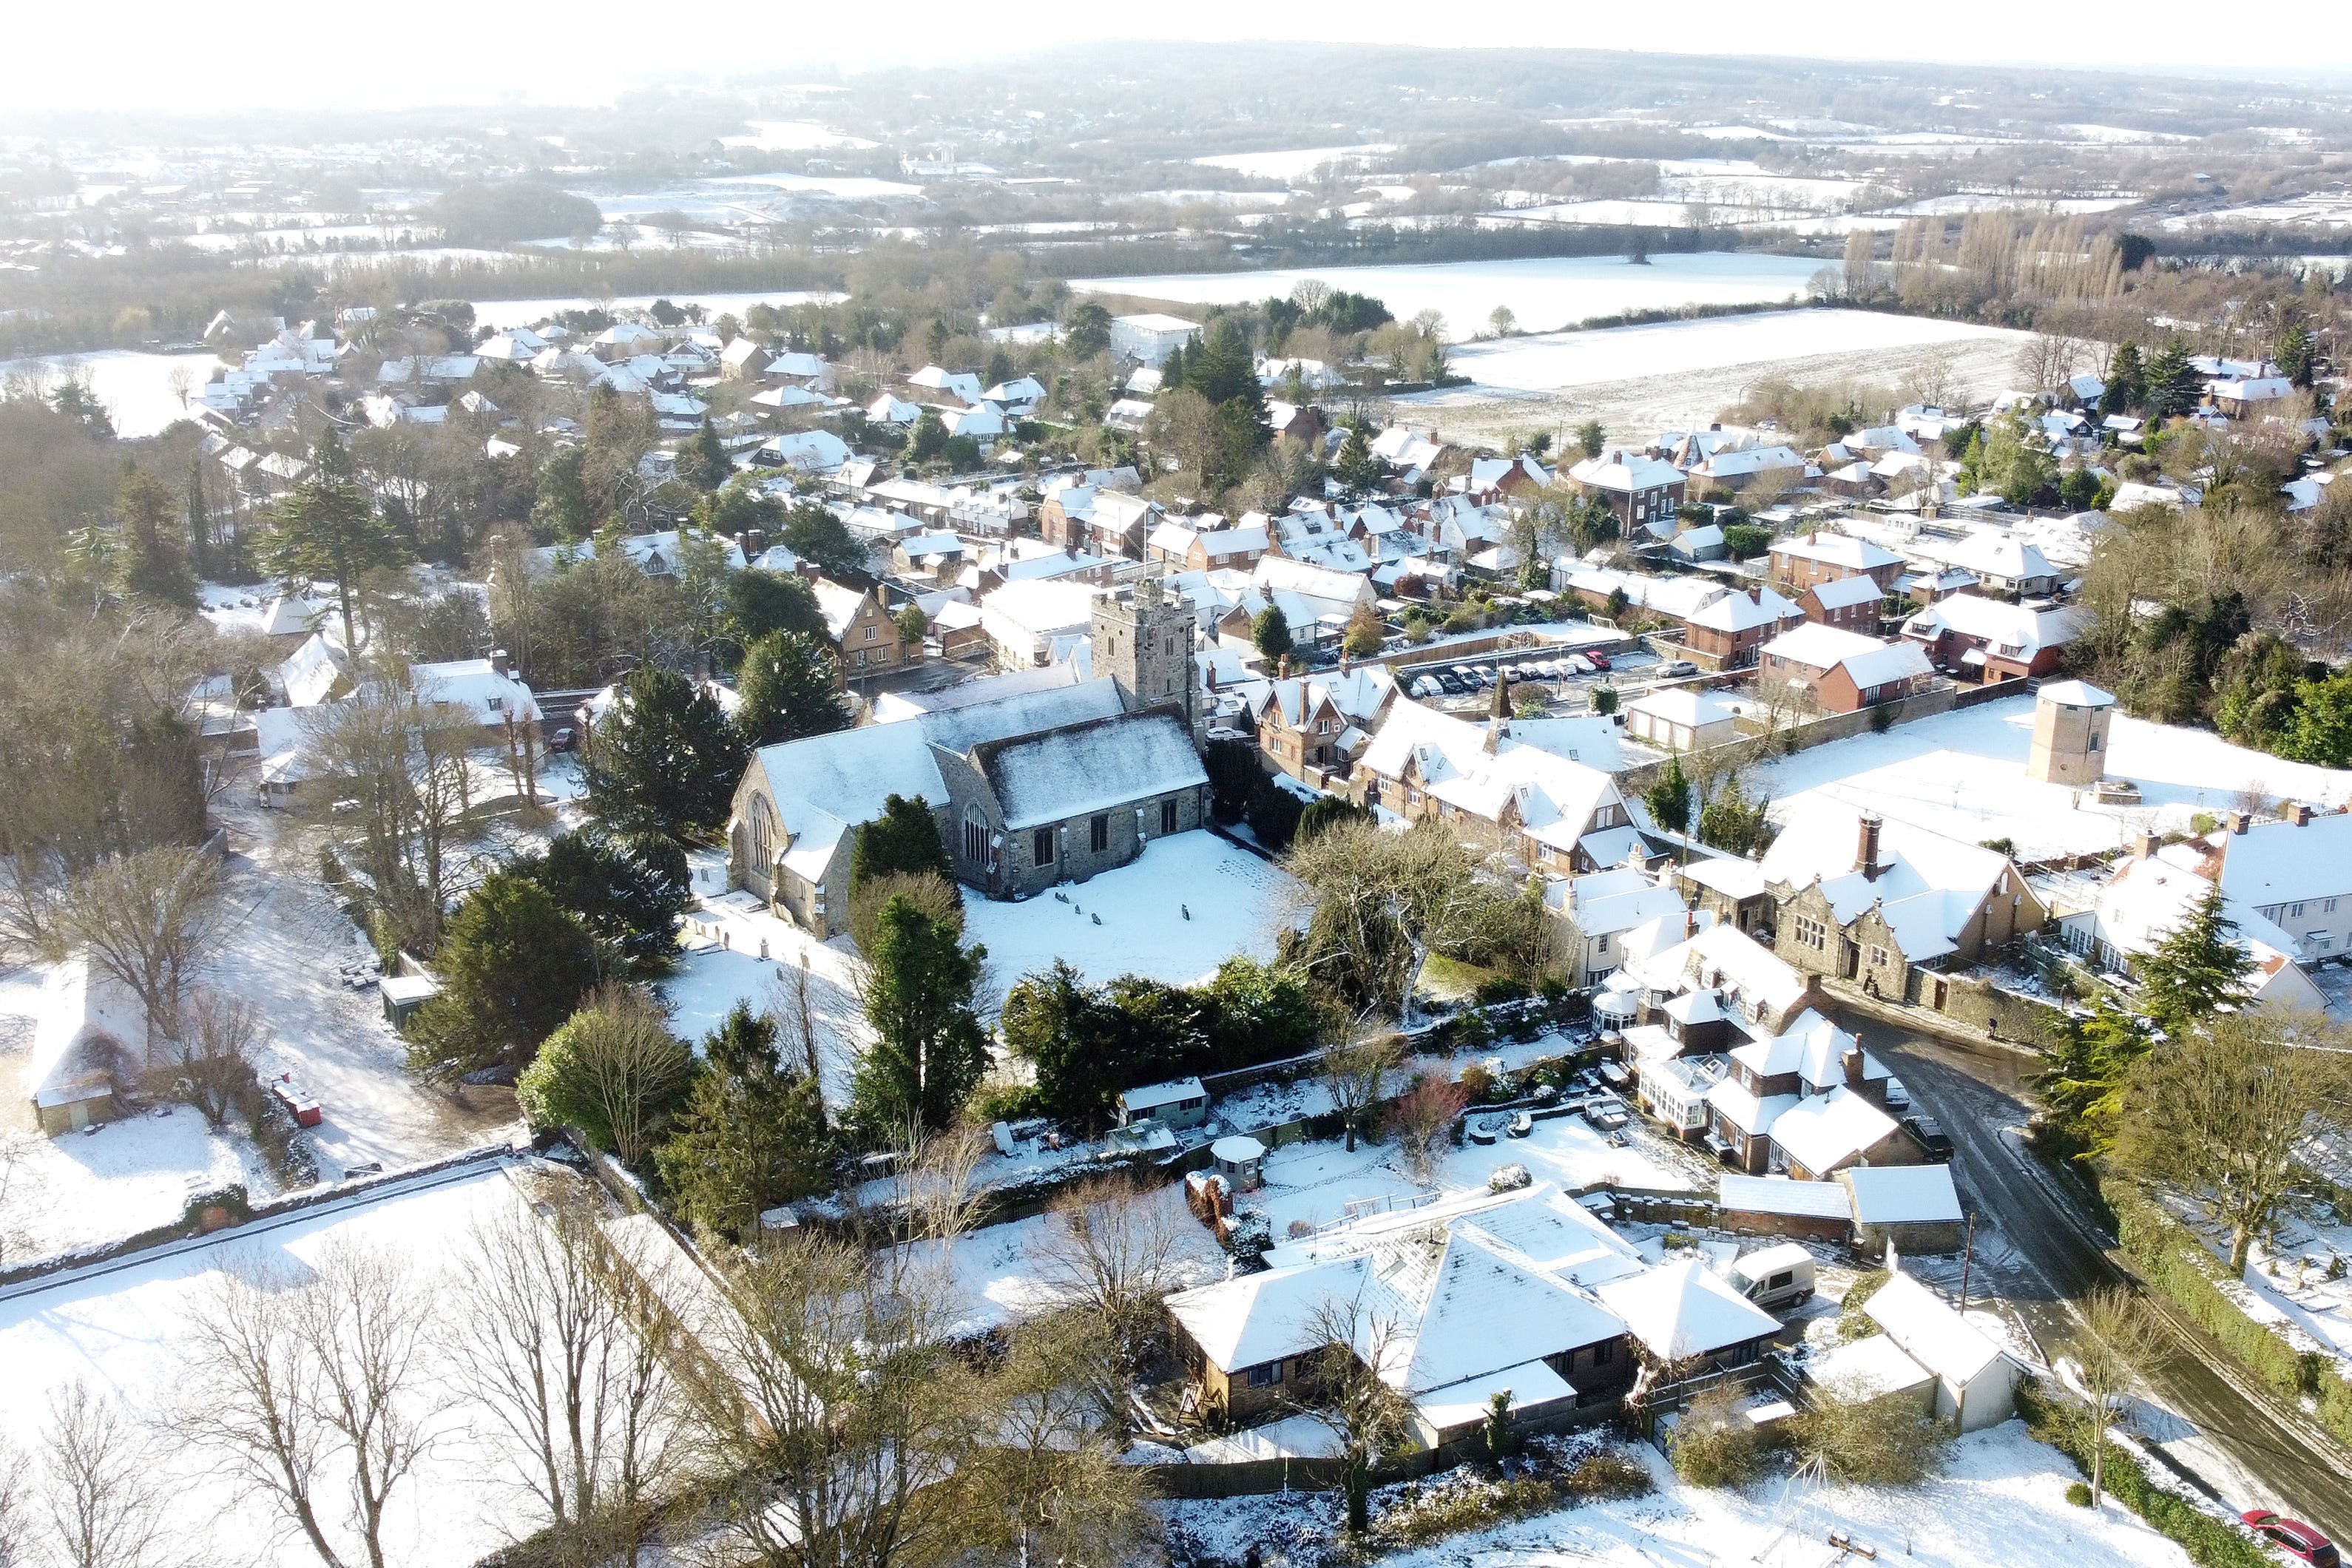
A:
[1584,652,1611,671]
[2243,1511,2339,1568]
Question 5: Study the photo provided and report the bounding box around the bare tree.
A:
[1390,1072,1468,1186]
[445,1181,680,1567]
[45,845,229,1052]
[1321,1032,1402,1154]
[1293,1297,1413,1536]
[894,1118,993,1259]
[766,964,827,1088]
[1025,1172,1186,1390]
[2119,1014,2348,1271]
[175,1240,441,1568]
[39,1383,168,1568]
[300,680,483,956]
[957,1311,1152,1568]
[529,986,695,1168]
[0,1433,27,1568]
[2072,1286,2163,1507]
[158,986,261,1128]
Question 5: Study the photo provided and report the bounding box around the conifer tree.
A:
[2132,882,2254,1033]
[116,468,197,609]
[851,896,990,1138]
[655,1001,831,1240]
[735,630,850,748]
[584,666,748,844]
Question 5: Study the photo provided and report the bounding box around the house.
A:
[757,430,853,473]
[2061,839,2327,1014]
[1354,700,1635,874]
[866,393,922,425]
[2207,375,2296,420]
[1148,518,1270,572]
[891,531,968,585]
[1839,1165,1966,1255]
[1762,806,2046,1004]
[1900,593,2083,680]
[277,630,351,707]
[1677,855,1774,939]
[1166,1184,1641,1436]
[817,581,922,680]
[1567,452,1686,535]
[718,337,766,378]
[26,960,144,1133]
[408,655,541,733]
[1767,533,1905,596]
[727,583,1206,928]
[1681,583,1805,671]
[1592,1256,1781,1372]
[1862,1271,2018,1430]
[1118,1077,1209,1129]
[1686,444,1807,497]
[1623,688,1739,753]
[979,578,1104,669]
[1109,314,1201,365]
[2212,808,2352,963]
[1797,574,1885,635]
[1040,486,1160,559]
[907,365,984,405]
[1702,1013,1908,1177]
[1228,666,1399,784]
[1924,532,2061,598]
[1549,867,1690,987]
[1756,624,1933,714]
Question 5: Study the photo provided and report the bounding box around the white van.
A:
[1728,1243,1817,1312]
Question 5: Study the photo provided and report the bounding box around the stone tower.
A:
[2027,679,2116,785]
[1092,578,1196,728]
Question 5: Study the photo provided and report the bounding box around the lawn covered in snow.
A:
[0,1101,268,1262]
[0,1162,546,1568]
[1073,253,1824,338]
[1161,1420,2192,1568]
[1432,308,2031,394]
[961,830,1297,991]
[1751,694,2352,859]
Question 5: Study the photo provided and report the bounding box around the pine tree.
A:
[688,419,732,489]
[851,895,990,1138]
[1645,754,1693,851]
[2140,340,2200,420]
[2277,322,2316,390]
[2132,882,2255,1033]
[1334,423,1380,492]
[263,430,408,647]
[115,468,197,609]
[406,873,599,1083]
[510,828,690,976]
[184,458,212,581]
[736,630,850,748]
[654,1001,831,1240]
[2103,342,2144,418]
[850,793,952,887]
[1158,339,1188,393]
[584,666,748,845]
[2038,997,2152,1159]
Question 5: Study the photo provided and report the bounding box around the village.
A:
[9,38,2352,1568]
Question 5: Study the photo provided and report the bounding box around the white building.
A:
[1109,313,1202,366]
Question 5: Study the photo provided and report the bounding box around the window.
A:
[963,813,988,865]
[1793,915,1827,952]
[2327,899,2339,913]
[1089,814,1109,853]
[1591,1340,1613,1366]
[1596,933,1610,955]
[864,624,877,641]
[2291,902,2308,919]
[1033,828,1055,866]
[1869,945,1889,968]
[1246,1361,1283,1388]
[1160,799,1179,835]
[856,649,868,668]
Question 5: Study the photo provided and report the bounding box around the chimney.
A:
[1746,584,1760,604]
[1683,908,1697,939]
[1842,1043,1868,1091]
[2132,831,2161,860]
[490,649,511,677]
[1855,811,1882,879]
[2291,802,2315,827]
[2227,809,2251,836]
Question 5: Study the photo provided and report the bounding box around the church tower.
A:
[1092,578,1197,730]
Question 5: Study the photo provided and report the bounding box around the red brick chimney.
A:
[1855,812,1883,878]
[2291,802,2315,827]
[1843,1042,1868,1091]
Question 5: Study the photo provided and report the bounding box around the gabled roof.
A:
[978,710,1207,832]
[1770,533,1902,572]
[1760,802,2020,945]
[1760,623,1932,689]
[1595,1257,1779,1360]
[1841,1164,1962,1226]
[1168,1256,1371,1371]
[1865,1271,2007,1384]
[1768,1085,1899,1173]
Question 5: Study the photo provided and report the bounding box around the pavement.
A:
[1847,1013,2352,1544]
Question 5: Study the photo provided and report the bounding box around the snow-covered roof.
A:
[1719,1174,1852,1219]
[1841,1164,1962,1226]
[1760,623,1932,689]
[1626,923,1811,1021]
[2037,678,2115,709]
[1497,714,1624,771]
[1595,1257,1779,1360]
[1865,1271,2007,1384]
[408,658,540,726]
[1569,451,1682,494]
[1808,574,1885,612]
[1552,867,1685,942]
[1767,1086,1899,1174]
[27,959,143,1109]
[1769,533,1902,572]
[1685,584,1801,635]
[979,711,1207,832]
[1168,1255,1371,1371]
[1810,1331,1936,1402]
[1902,594,2083,658]
[2218,813,2352,913]
[278,631,349,707]
[1359,700,1623,851]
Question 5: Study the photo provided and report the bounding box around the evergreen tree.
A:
[115,468,197,609]
[1576,420,1606,459]
[263,430,408,647]
[1334,423,1380,492]
[584,666,748,845]
[2140,340,2201,419]
[1252,604,1294,662]
[850,794,951,887]
[1158,339,1189,393]
[2277,322,2316,390]
[1696,771,1777,857]
[531,446,595,541]
[2132,882,2255,1034]
[654,1001,831,1240]
[2102,342,2144,418]
[736,630,851,748]
[2038,997,2152,1160]
[510,828,690,976]
[909,410,948,463]
[184,458,212,581]
[720,560,828,665]
[1645,754,1693,850]
[778,501,867,578]
[2283,669,2352,768]
[687,419,732,489]
[406,872,599,1083]
[1189,318,1269,437]
[851,895,990,1138]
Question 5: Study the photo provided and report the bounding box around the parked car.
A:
[1584,652,1612,671]
[1903,1114,1954,1162]
[2243,1513,2338,1568]
[1566,654,1596,675]
[1885,1076,1910,1111]
[1412,677,1440,698]
[547,726,578,754]
[1657,660,1700,679]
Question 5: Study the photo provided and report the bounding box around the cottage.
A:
[2059,840,2327,1013]
[26,961,145,1133]
[1549,867,1689,987]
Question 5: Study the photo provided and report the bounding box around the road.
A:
[1850,1018,2352,1544]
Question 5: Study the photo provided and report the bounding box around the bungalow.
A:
[1899,593,2082,680]
[907,365,984,405]
[26,960,144,1134]
[1756,624,1933,714]
[408,655,541,733]
[1109,314,1202,366]
[2208,375,2297,420]
[1762,806,2045,1004]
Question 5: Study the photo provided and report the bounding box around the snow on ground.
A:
[0,1161,547,1568]
[0,348,226,439]
[945,1177,1229,1336]
[1074,253,1825,339]
[1162,1421,2192,1568]
[1190,145,1396,179]
[0,1084,270,1261]
[962,831,1297,990]
[1750,694,2352,860]
[1433,308,2030,394]
[464,288,848,332]
[211,804,522,1177]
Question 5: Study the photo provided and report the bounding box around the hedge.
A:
[2106,1183,2352,1447]
[2017,1380,2269,1568]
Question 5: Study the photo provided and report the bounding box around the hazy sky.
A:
[15,1,2352,116]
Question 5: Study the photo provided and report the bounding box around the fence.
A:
[1141,1399,1621,1500]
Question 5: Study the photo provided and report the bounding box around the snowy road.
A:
[1856,1018,2352,1543]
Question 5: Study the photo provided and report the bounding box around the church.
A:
[726,580,1211,937]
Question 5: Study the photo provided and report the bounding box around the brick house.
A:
[1899,593,2084,680]
[1797,573,1886,635]
[1231,666,1398,784]
[1566,451,1686,536]
[1700,1014,1914,1177]
[1756,624,1933,714]
[1681,582,1804,670]
[817,581,922,681]
[1767,532,1905,597]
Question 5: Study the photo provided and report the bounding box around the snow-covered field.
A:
[962,831,1297,991]
[465,288,848,331]
[1431,308,2031,394]
[1163,1421,2192,1568]
[1191,146,1396,179]
[1073,253,1825,339]
[0,348,226,438]
[1751,695,2352,860]
[0,1088,268,1261]
[0,1161,547,1568]
[719,119,877,152]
